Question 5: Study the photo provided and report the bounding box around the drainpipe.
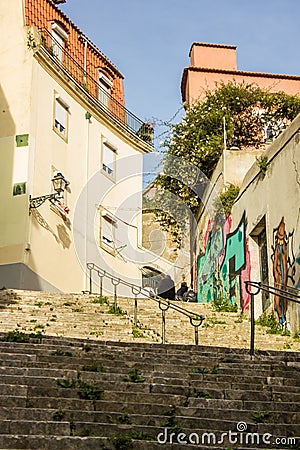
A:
[223,116,227,184]
[83,111,91,291]
[83,37,87,87]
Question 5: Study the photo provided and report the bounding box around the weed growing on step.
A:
[112,434,133,450]
[192,366,221,374]
[283,342,292,350]
[125,368,145,383]
[256,311,290,335]
[34,302,43,308]
[235,314,247,323]
[1,330,43,343]
[293,332,300,341]
[63,302,74,307]
[82,361,105,373]
[57,378,77,388]
[194,390,214,399]
[160,406,184,435]
[50,349,73,357]
[108,305,126,316]
[72,308,83,313]
[89,330,103,337]
[81,344,92,352]
[57,377,103,400]
[1,330,30,343]
[91,296,109,305]
[52,409,65,421]
[212,297,238,313]
[77,380,103,400]
[117,413,132,424]
[210,318,227,325]
[132,326,146,338]
[250,410,270,424]
[82,426,94,436]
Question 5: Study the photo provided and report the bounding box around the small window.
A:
[51,23,68,63]
[100,211,117,254]
[102,141,116,179]
[54,95,69,140]
[98,72,113,108]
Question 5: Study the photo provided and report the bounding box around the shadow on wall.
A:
[0,263,60,292]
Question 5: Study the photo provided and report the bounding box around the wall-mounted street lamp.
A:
[29,172,68,210]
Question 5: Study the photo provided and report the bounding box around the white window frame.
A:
[51,22,68,63]
[100,210,117,254]
[101,139,117,180]
[98,72,113,108]
[53,94,69,141]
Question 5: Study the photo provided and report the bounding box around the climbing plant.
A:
[152,81,300,233]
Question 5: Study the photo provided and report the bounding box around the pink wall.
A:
[182,42,300,105]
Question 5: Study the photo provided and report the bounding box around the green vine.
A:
[256,155,268,175]
[214,184,240,217]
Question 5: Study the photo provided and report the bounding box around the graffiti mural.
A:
[271,217,295,325]
[197,213,251,311]
[295,246,300,289]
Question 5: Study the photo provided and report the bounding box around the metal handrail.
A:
[38,28,154,146]
[244,281,300,357]
[87,262,205,345]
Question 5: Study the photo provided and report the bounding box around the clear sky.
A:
[60,0,300,149]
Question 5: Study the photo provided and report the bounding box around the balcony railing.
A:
[38,28,153,145]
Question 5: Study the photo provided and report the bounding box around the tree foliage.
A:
[155,81,300,213]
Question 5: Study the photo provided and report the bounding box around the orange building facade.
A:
[182,42,300,106]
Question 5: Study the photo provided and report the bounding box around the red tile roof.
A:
[25,0,124,105]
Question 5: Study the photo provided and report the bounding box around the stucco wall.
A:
[232,114,300,332]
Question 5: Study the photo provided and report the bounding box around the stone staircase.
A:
[0,289,299,449]
[1,289,300,351]
[0,335,299,449]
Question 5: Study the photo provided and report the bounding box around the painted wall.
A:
[197,215,251,311]
[196,113,300,332]
[231,114,300,332]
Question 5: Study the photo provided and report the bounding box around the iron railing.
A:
[86,262,205,345]
[38,28,154,145]
[245,281,300,357]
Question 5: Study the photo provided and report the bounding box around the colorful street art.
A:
[271,217,295,325]
[296,246,300,290]
[197,213,251,311]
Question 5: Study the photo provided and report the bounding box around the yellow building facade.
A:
[0,0,152,292]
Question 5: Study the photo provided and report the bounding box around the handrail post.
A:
[99,275,103,299]
[158,300,170,345]
[250,293,255,357]
[114,284,117,310]
[162,309,166,344]
[194,326,199,346]
[134,294,138,327]
[189,316,205,345]
[111,278,120,311]
[131,286,141,327]
[89,265,93,294]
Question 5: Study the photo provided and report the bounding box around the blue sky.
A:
[60,0,300,163]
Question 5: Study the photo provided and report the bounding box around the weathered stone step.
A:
[0,421,70,436]
[1,404,299,426]
[0,435,110,450]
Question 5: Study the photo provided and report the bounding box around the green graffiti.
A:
[197,217,246,305]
